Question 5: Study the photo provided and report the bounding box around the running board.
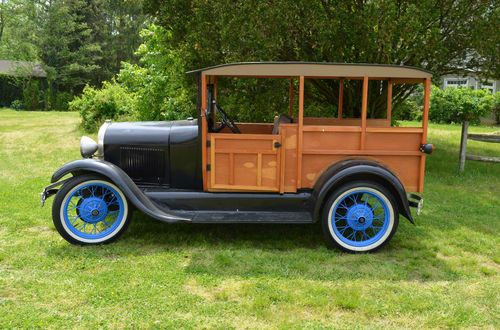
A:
[159,210,313,224]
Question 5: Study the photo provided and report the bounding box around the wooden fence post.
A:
[459,121,469,171]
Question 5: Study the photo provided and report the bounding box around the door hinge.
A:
[206,164,211,171]
[274,141,282,148]
[206,140,211,148]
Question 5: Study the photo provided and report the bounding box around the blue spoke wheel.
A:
[322,182,399,252]
[52,175,131,245]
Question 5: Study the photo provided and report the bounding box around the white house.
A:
[441,74,498,93]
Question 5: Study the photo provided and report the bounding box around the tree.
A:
[36,0,147,109]
[0,0,39,61]
[143,0,499,119]
[36,0,102,109]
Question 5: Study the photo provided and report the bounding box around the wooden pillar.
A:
[459,121,469,171]
[360,76,368,150]
[201,74,207,190]
[297,76,304,188]
[387,79,393,122]
[338,79,344,119]
[289,79,294,117]
[418,77,432,191]
[214,76,218,100]
[422,78,431,143]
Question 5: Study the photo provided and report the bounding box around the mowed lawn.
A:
[0,109,499,329]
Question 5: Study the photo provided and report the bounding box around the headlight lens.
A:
[80,136,98,158]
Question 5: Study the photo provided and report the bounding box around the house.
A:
[441,73,498,93]
[0,60,47,108]
[0,60,47,78]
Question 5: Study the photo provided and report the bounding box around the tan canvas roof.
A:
[188,62,432,79]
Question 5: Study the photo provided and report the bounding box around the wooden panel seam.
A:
[210,135,215,187]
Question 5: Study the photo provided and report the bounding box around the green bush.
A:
[10,99,24,110]
[70,81,137,132]
[77,25,196,131]
[493,92,500,124]
[429,86,494,124]
[393,98,422,121]
[117,25,195,122]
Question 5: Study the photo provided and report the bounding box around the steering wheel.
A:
[211,102,241,134]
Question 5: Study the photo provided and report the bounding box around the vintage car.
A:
[42,62,433,252]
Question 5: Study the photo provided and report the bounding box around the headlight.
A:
[80,136,98,158]
[96,120,111,159]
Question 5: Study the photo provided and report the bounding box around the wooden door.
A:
[208,134,282,192]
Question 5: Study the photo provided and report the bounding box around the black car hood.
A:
[104,120,197,146]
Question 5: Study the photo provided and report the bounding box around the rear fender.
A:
[312,159,414,223]
[49,159,190,222]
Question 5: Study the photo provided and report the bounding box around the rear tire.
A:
[321,181,399,252]
[52,174,132,245]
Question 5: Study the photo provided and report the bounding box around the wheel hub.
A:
[79,197,108,223]
[346,204,373,231]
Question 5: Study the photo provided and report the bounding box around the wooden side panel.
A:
[300,129,424,192]
[303,131,360,150]
[281,124,298,192]
[365,132,421,151]
[302,154,344,186]
[209,134,281,192]
[301,154,420,192]
[378,155,420,192]
[214,153,230,185]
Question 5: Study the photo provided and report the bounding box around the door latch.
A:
[274,141,282,148]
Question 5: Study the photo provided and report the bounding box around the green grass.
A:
[0,109,499,328]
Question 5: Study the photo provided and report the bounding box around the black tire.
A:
[321,181,399,252]
[52,174,132,245]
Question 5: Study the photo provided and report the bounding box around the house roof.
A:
[187,62,432,79]
[0,60,47,78]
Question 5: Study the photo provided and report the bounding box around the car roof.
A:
[187,62,432,79]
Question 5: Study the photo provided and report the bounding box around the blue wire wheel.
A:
[60,180,129,243]
[327,187,395,252]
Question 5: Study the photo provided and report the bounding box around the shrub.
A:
[493,92,500,124]
[77,25,196,130]
[10,99,24,110]
[69,81,137,132]
[117,25,195,122]
[429,86,493,124]
[393,98,422,121]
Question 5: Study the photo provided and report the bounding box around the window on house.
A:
[481,81,494,93]
[445,79,468,87]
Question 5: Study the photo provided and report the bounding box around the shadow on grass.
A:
[47,211,461,283]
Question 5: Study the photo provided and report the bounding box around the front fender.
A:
[312,159,414,223]
[50,159,190,222]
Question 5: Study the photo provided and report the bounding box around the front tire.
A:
[321,181,399,252]
[52,174,131,245]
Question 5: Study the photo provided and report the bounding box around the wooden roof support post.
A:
[201,74,207,190]
[289,78,294,117]
[338,79,344,119]
[418,78,431,192]
[387,79,393,122]
[360,76,368,150]
[297,76,305,188]
[422,78,431,143]
[213,76,218,99]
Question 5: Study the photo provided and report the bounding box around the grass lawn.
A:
[0,109,499,328]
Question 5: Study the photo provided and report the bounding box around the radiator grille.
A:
[119,146,167,184]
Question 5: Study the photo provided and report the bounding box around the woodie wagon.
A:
[42,62,433,252]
